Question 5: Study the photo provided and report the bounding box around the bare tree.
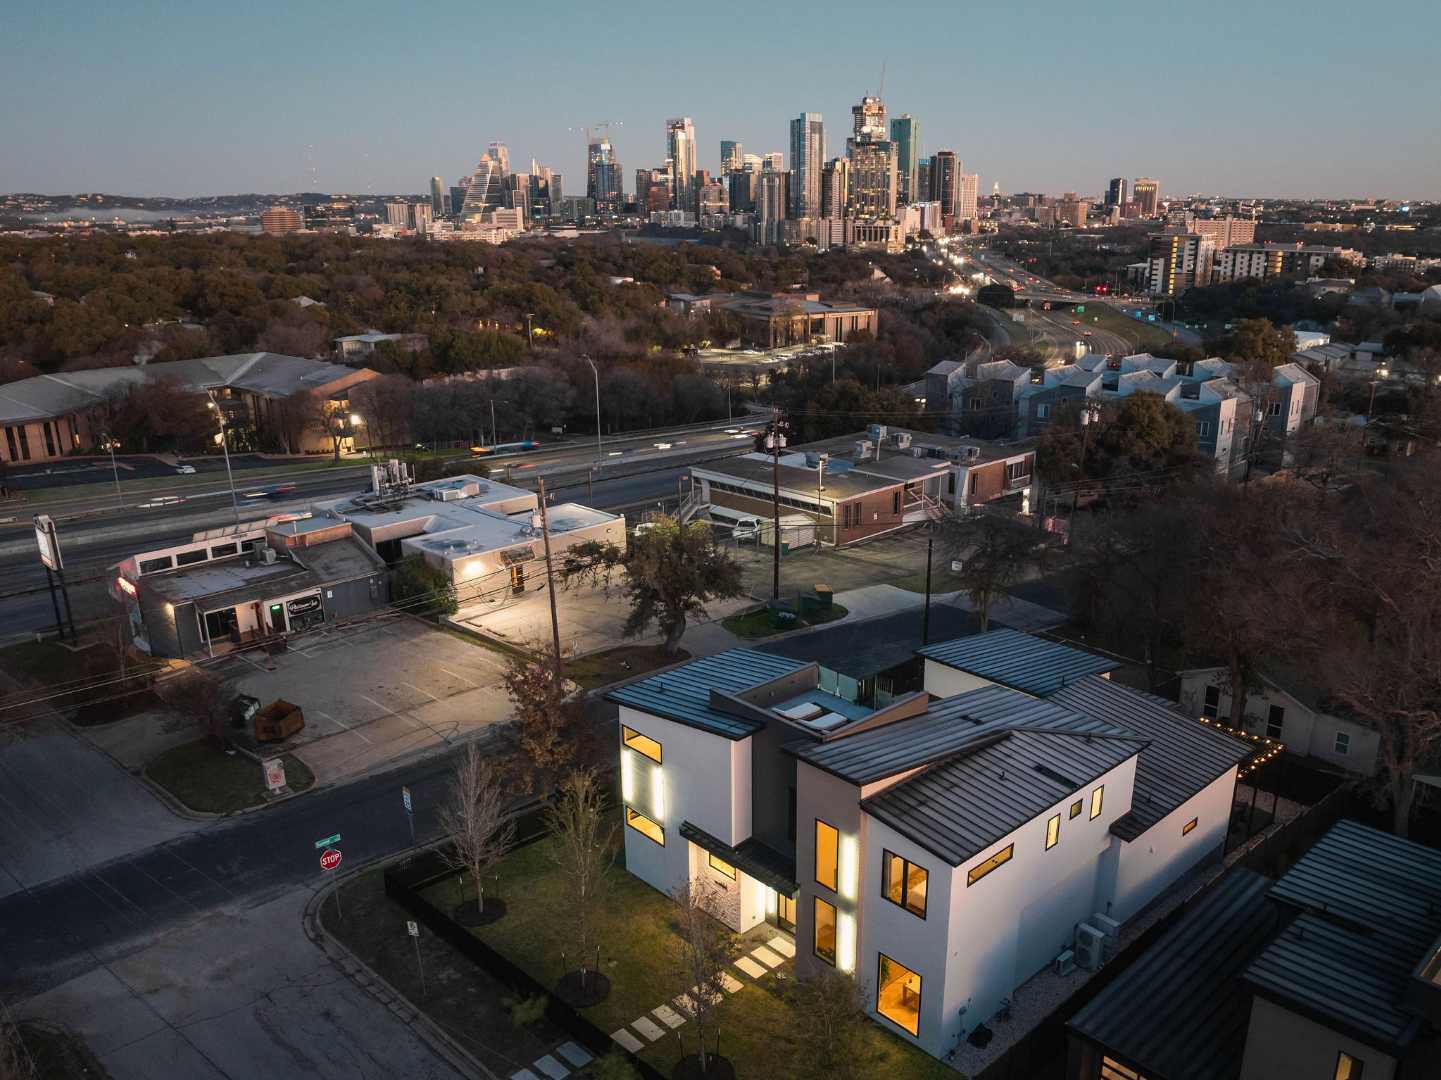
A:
[670,878,740,1076]
[0,1004,34,1080]
[937,510,1048,631]
[438,743,515,924]
[157,668,236,744]
[779,969,883,1080]
[545,768,617,1003]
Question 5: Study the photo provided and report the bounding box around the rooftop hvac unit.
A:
[867,423,888,443]
[804,451,829,468]
[1053,949,1076,977]
[854,440,873,461]
[259,547,278,565]
[530,513,544,530]
[1091,913,1121,938]
[893,431,912,449]
[910,446,927,458]
[965,445,982,460]
[431,486,466,501]
[1074,923,1105,971]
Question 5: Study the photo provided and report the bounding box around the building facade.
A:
[890,115,919,205]
[666,117,697,212]
[789,112,825,220]
[1132,177,1161,215]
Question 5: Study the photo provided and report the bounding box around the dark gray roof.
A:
[919,629,1120,696]
[1245,819,1441,1049]
[679,821,796,893]
[1051,676,1253,841]
[1067,869,1276,1080]
[861,728,1144,866]
[792,684,1126,785]
[758,606,981,683]
[606,650,810,739]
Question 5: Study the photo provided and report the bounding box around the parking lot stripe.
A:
[437,666,479,688]
[402,681,439,702]
[313,709,372,745]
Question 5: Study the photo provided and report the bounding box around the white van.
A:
[731,517,761,543]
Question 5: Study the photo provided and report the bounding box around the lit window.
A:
[1334,1052,1365,1080]
[815,819,839,891]
[876,953,922,1036]
[1334,731,1351,755]
[625,807,664,846]
[814,896,837,965]
[882,850,928,918]
[1182,817,1198,836]
[621,724,661,764]
[1046,813,1061,850]
[1100,1058,1144,1080]
[1069,799,1083,819]
[1090,785,1105,820]
[707,852,736,879]
[966,843,1014,887]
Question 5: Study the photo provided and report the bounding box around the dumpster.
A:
[814,583,834,610]
[254,699,305,742]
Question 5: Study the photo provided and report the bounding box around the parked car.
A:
[732,517,761,543]
[175,464,196,474]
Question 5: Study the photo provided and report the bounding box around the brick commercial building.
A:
[666,290,877,348]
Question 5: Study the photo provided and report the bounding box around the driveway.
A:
[0,718,196,900]
[218,617,511,785]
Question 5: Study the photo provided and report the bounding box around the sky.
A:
[4,0,1439,200]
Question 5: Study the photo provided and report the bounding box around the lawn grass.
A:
[11,1021,110,1080]
[1085,304,1181,353]
[423,832,956,1079]
[145,739,314,814]
[721,603,848,640]
[567,645,690,691]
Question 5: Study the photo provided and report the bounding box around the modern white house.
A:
[609,630,1254,1060]
[1178,666,1379,776]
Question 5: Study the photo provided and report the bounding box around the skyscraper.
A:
[756,169,788,243]
[587,137,623,214]
[1105,177,1127,207]
[931,151,958,223]
[1133,178,1161,216]
[460,156,507,216]
[762,151,784,173]
[430,177,445,216]
[917,159,932,203]
[821,158,850,221]
[890,115,919,204]
[385,201,410,228]
[720,140,741,174]
[956,172,979,224]
[412,201,434,234]
[847,139,897,219]
[449,186,465,217]
[788,112,825,220]
[852,96,886,141]
[666,118,697,212]
[487,142,510,178]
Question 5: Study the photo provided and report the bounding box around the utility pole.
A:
[921,535,933,646]
[206,392,241,527]
[536,478,564,687]
[584,354,602,456]
[768,409,784,601]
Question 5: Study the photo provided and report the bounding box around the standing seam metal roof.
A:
[606,649,810,739]
[919,629,1121,696]
[861,729,1144,866]
[1050,676,1253,841]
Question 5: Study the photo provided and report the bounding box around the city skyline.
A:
[3,0,1439,200]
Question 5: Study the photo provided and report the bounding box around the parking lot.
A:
[216,617,511,784]
[726,526,938,598]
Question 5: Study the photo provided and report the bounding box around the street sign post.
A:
[33,515,76,643]
[319,848,342,872]
[263,758,287,796]
[407,920,426,996]
[314,833,341,849]
[401,785,415,846]
[316,837,344,921]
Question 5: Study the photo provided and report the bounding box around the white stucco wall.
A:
[922,659,996,698]
[795,764,867,982]
[1240,996,1395,1080]
[1109,766,1237,923]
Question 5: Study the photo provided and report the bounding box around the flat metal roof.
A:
[1051,677,1253,841]
[679,821,796,893]
[919,628,1120,696]
[861,728,1144,866]
[607,650,811,740]
[1067,869,1277,1080]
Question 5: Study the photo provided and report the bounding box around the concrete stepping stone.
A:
[734,956,767,979]
[653,1004,686,1029]
[751,945,784,967]
[534,1055,569,1079]
[768,936,796,958]
[720,972,744,993]
[556,1042,593,1069]
[510,1071,540,1080]
[611,1029,644,1053]
[632,1016,666,1042]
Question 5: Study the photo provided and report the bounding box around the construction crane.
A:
[568,120,623,148]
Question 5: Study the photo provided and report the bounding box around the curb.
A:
[303,852,501,1080]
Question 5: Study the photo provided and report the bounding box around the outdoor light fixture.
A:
[837,912,857,973]
[651,767,665,821]
[621,748,635,803]
[765,885,778,916]
[839,834,859,900]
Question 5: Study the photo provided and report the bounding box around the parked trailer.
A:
[760,514,817,551]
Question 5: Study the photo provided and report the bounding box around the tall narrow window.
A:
[813,897,837,965]
[1090,785,1105,820]
[882,850,928,918]
[1202,685,1220,719]
[1266,705,1284,740]
[876,953,922,1036]
[1045,813,1061,850]
[815,820,838,891]
[1334,1052,1365,1080]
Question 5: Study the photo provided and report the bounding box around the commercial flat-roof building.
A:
[666,290,877,348]
[609,629,1254,1060]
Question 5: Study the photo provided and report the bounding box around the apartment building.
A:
[1145,232,1215,296]
[610,630,1253,1060]
[1215,242,1364,283]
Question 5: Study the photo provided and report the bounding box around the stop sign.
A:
[319,848,342,872]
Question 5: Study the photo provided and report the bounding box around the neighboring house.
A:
[609,630,1253,1060]
[1067,819,1441,1080]
[0,352,377,464]
[1178,666,1379,776]
[333,331,428,361]
[690,426,1036,544]
[927,357,1034,438]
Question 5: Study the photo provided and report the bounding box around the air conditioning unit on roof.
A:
[1074,923,1105,971]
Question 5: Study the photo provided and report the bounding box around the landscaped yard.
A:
[145,739,314,813]
[721,603,849,641]
[567,645,690,691]
[420,830,955,1079]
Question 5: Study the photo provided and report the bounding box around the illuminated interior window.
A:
[621,724,662,764]
[625,806,664,846]
[966,843,1014,887]
[1046,813,1061,850]
[1090,785,1105,820]
[815,819,839,891]
[1182,817,1198,836]
[1100,1058,1144,1080]
[876,953,922,1036]
[708,852,736,879]
[1069,798,1083,819]
[814,896,837,965]
[1333,1052,1364,1080]
[882,850,928,918]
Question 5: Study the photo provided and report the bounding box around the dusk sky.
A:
[4,0,1438,200]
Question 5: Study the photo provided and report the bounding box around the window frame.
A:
[1069,798,1083,819]
[966,842,1014,887]
[1334,1051,1365,1080]
[1334,731,1351,755]
[624,806,664,846]
[881,849,928,919]
[1202,684,1220,718]
[1266,704,1284,740]
[621,724,662,764]
[708,852,736,879]
[1182,817,1198,836]
[813,896,838,966]
[1090,785,1105,820]
[1045,813,1061,850]
[814,818,839,892]
[875,952,922,1037]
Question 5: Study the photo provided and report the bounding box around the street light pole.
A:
[584,354,601,456]
[206,393,241,527]
[102,434,121,506]
[525,312,535,349]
